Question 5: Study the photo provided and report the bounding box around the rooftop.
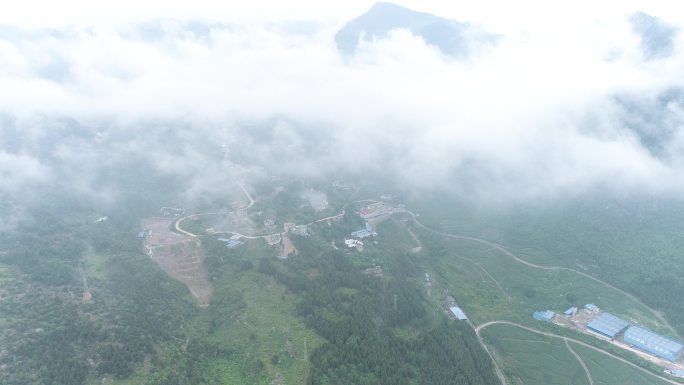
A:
[586,312,630,338]
[533,310,555,322]
[564,306,578,315]
[624,326,684,355]
[449,306,467,320]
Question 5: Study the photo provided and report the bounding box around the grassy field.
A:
[481,323,590,385]
[409,221,682,383]
[206,239,324,385]
[570,343,674,385]
[82,252,109,281]
[419,229,671,333]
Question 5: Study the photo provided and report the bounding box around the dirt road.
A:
[374,202,681,340]
[476,321,682,385]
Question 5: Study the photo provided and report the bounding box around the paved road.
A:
[477,321,682,385]
[174,211,232,238]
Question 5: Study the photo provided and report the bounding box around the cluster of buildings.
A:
[345,239,364,249]
[344,222,378,249]
[352,223,377,239]
[358,203,393,219]
[361,265,383,278]
[534,303,684,363]
[264,219,278,233]
[160,207,185,217]
[265,233,281,246]
[284,222,308,236]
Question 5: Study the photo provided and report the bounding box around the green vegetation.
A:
[6,172,684,385]
[481,323,590,385]
[570,343,673,385]
[255,232,500,385]
[204,238,324,385]
[412,193,684,337]
[406,192,677,383]
[418,226,669,332]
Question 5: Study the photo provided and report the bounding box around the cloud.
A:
[1,6,684,212]
[630,11,679,60]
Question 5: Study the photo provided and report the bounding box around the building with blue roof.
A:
[624,325,684,362]
[351,222,378,239]
[533,310,555,322]
[585,304,600,312]
[218,238,243,249]
[586,312,630,339]
[564,307,578,316]
[449,306,467,320]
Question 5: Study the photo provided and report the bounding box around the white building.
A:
[345,239,364,248]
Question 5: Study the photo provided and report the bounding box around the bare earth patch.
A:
[142,218,212,306]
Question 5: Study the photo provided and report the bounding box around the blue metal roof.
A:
[352,229,376,238]
[533,310,554,322]
[586,312,630,339]
[585,304,599,312]
[564,307,578,315]
[449,306,467,320]
[624,326,684,362]
[226,239,242,248]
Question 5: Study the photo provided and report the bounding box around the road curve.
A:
[387,206,680,339]
[238,182,255,210]
[477,321,683,385]
[565,338,594,385]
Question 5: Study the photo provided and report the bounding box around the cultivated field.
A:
[571,343,674,385]
[481,323,591,385]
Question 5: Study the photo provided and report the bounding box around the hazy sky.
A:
[1,0,684,210]
[2,0,683,30]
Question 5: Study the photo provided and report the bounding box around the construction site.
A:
[141,218,212,306]
[535,303,684,371]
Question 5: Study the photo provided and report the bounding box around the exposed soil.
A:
[141,218,212,306]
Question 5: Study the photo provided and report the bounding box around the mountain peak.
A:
[335,2,496,57]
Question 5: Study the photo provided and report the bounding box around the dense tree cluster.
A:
[256,235,499,385]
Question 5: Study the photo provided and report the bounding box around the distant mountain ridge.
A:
[335,2,497,57]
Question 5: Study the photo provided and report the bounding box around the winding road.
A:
[171,195,681,385]
[174,181,345,241]
[386,205,680,340]
[565,338,594,385]
[350,199,681,384]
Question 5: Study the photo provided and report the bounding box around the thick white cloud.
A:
[1,3,684,205]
